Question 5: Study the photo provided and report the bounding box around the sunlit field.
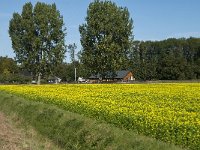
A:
[0,83,199,149]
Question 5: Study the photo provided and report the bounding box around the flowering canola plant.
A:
[0,83,200,149]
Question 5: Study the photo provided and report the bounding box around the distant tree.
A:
[68,43,77,63]
[128,38,200,80]
[54,63,69,82]
[0,56,32,83]
[187,38,200,79]
[54,61,89,83]
[129,41,158,80]
[79,0,133,78]
[9,2,66,84]
[127,40,140,79]
[0,56,19,74]
[68,43,77,82]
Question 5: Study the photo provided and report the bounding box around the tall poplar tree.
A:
[79,0,133,78]
[9,2,66,84]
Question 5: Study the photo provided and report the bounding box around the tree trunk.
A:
[37,73,41,85]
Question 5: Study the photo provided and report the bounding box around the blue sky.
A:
[0,0,200,60]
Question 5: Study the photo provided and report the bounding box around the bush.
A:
[0,73,31,84]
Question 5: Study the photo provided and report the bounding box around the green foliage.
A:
[68,43,77,63]
[55,62,90,82]
[9,2,66,84]
[0,91,184,150]
[0,73,31,84]
[129,38,200,80]
[54,63,73,82]
[0,56,19,74]
[79,0,133,78]
[0,56,31,84]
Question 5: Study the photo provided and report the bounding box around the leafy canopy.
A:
[9,2,66,83]
[79,0,133,78]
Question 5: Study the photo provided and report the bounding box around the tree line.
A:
[1,37,200,83]
[1,0,199,84]
[0,55,89,83]
[129,38,200,80]
[0,56,31,83]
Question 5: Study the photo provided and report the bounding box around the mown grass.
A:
[0,91,186,150]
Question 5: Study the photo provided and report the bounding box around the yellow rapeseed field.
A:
[0,83,199,149]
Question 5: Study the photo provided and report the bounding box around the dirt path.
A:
[0,112,61,150]
[0,112,24,150]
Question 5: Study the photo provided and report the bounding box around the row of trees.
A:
[0,56,85,83]
[129,38,200,80]
[6,1,200,83]
[78,0,200,80]
[1,37,200,83]
[8,0,134,84]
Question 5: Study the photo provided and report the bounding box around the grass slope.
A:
[0,91,185,150]
[0,112,62,150]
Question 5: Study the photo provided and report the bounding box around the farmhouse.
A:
[89,70,134,83]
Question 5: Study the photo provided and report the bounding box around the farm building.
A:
[89,70,135,83]
[48,76,61,84]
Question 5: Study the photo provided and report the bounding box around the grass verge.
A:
[0,112,62,150]
[0,91,185,150]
